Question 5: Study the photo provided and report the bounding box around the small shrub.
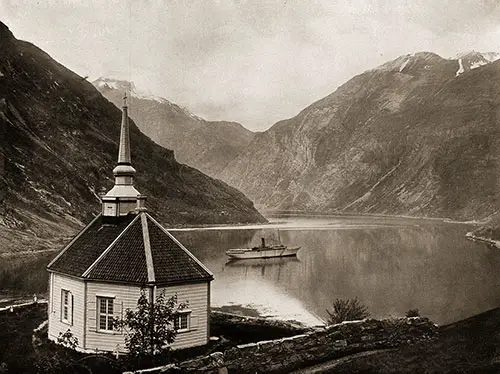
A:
[326,297,370,325]
[56,329,78,350]
[114,289,188,359]
[406,309,420,318]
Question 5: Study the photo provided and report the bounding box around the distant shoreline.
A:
[263,209,486,225]
[465,232,500,249]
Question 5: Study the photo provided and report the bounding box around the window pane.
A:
[107,316,114,330]
[180,315,188,329]
[174,316,179,330]
[63,291,68,305]
[99,299,106,314]
[63,306,68,320]
[97,297,114,331]
[99,315,107,330]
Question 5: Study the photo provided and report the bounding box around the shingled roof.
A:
[47,212,213,286]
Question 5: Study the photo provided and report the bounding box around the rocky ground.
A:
[307,308,500,373]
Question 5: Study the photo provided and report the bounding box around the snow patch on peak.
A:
[131,90,170,104]
[456,58,464,77]
[399,59,409,72]
[470,60,488,70]
[131,89,203,120]
[93,77,203,121]
[482,52,500,63]
[455,50,480,59]
[94,77,135,92]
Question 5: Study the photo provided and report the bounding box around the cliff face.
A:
[0,22,265,253]
[93,78,255,178]
[221,52,500,220]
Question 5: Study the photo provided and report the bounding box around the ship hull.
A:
[225,247,300,259]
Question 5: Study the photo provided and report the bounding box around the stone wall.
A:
[127,317,438,374]
[210,311,310,343]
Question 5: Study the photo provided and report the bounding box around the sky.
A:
[2,0,500,131]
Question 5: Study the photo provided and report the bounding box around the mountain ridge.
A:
[0,21,265,253]
[93,78,256,178]
[219,51,500,221]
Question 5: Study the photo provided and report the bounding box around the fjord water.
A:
[2,215,500,325]
[172,215,500,325]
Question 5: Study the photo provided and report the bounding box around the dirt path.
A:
[290,349,395,373]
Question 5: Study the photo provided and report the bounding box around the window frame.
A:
[96,296,115,333]
[173,310,191,333]
[61,289,71,325]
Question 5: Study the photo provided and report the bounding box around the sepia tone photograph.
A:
[1,0,500,372]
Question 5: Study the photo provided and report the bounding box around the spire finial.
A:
[123,92,128,108]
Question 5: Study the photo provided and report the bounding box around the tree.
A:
[114,289,188,358]
[326,297,370,325]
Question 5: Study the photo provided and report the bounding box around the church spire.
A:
[112,92,136,181]
[101,92,143,217]
[117,93,131,165]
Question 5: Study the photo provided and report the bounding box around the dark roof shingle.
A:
[85,218,148,283]
[47,212,213,285]
[48,214,137,277]
[148,216,212,285]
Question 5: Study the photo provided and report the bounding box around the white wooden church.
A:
[47,96,213,353]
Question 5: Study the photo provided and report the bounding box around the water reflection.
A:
[0,251,54,304]
[225,257,300,280]
[174,218,500,325]
[2,216,500,325]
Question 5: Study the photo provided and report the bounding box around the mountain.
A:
[93,78,255,177]
[454,51,500,76]
[0,21,265,253]
[220,51,500,220]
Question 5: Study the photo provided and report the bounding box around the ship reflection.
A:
[225,257,300,278]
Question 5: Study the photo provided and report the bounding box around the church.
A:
[47,96,213,353]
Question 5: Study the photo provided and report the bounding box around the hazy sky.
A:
[2,0,500,131]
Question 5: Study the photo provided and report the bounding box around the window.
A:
[173,311,191,332]
[97,297,114,331]
[61,289,72,324]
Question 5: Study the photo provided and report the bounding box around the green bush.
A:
[326,297,370,325]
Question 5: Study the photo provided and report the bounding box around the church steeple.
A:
[117,93,132,165]
[101,93,144,217]
[112,93,136,183]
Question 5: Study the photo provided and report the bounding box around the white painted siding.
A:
[157,282,210,350]
[85,282,142,352]
[48,273,85,349]
[72,280,210,353]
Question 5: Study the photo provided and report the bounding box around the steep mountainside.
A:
[0,22,265,253]
[221,52,500,220]
[93,78,255,177]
